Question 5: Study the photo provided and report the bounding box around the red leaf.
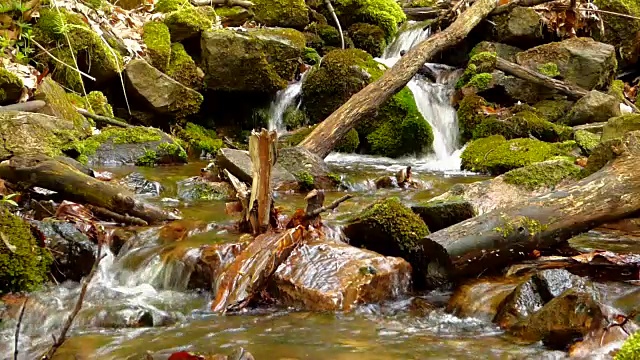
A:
[168,351,205,360]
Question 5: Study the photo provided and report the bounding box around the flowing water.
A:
[267,72,308,134]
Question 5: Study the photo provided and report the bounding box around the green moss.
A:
[303,47,321,65]
[602,114,640,141]
[66,92,88,109]
[472,110,573,142]
[282,106,308,130]
[608,79,625,101]
[574,129,600,155]
[461,135,569,175]
[135,149,158,166]
[252,0,309,28]
[457,94,489,143]
[175,122,223,156]
[67,126,163,163]
[494,214,547,238]
[348,23,386,57]
[166,43,202,89]
[503,159,581,190]
[164,7,212,41]
[581,137,623,177]
[85,91,114,118]
[282,125,316,147]
[332,0,406,40]
[533,99,573,123]
[592,0,640,66]
[455,63,477,90]
[0,208,53,294]
[34,77,91,136]
[155,0,190,13]
[157,141,188,161]
[142,22,171,72]
[469,51,497,73]
[335,128,360,153]
[615,330,640,360]
[307,23,342,47]
[537,62,560,78]
[0,67,23,104]
[466,73,493,92]
[297,171,315,190]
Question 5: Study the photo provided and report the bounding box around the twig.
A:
[31,40,96,82]
[14,297,28,360]
[76,108,133,128]
[41,248,105,360]
[86,205,148,226]
[579,7,640,21]
[324,0,344,49]
[304,194,353,219]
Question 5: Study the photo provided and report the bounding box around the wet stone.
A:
[493,276,546,329]
[188,241,248,291]
[409,297,437,317]
[446,277,520,322]
[411,199,476,232]
[176,176,235,201]
[534,269,599,302]
[119,172,163,196]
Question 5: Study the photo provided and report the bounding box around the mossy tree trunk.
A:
[419,131,640,289]
[0,155,177,224]
[297,0,498,158]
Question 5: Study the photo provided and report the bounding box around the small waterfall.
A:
[267,71,308,134]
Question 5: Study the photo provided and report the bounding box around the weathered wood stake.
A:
[245,129,277,235]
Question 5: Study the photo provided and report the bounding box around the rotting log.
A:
[297,0,498,159]
[418,131,640,289]
[0,155,178,224]
[211,226,305,313]
[245,129,277,235]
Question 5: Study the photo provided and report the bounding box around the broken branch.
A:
[76,108,133,128]
[305,194,353,219]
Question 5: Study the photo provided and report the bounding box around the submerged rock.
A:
[446,277,520,321]
[601,114,640,141]
[562,90,621,126]
[411,199,475,232]
[272,240,412,311]
[176,176,235,201]
[216,148,297,189]
[119,172,163,196]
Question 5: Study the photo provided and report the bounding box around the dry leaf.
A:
[0,232,17,253]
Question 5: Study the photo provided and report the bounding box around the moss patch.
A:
[608,79,625,101]
[252,0,309,28]
[142,22,171,72]
[537,62,560,77]
[466,73,493,92]
[335,128,360,152]
[332,0,406,40]
[297,170,315,190]
[615,329,640,360]
[282,106,308,130]
[472,110,573,143]
[0,67,23,105]
[175,122,223,157]
[68,126,163,164]
[164,7,212,42]
[34,77,91,136]
[503,159,581,190]
[155,0,190,13]
[85,91,114,117]
[602,114,640,141]
[533,99,573,123]
[348,22,386,57]
[303,47,321,65]
[457,94,490,143]
[0,208,53,294]
[574,129,600,155]
[166,43,202,89]
[469,51,497,73]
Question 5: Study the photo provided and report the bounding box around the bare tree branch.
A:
[14,297,28,360]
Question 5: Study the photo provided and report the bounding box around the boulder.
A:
[515,37,617,91]
[581,136,625,176]
[470,41,522,62]
[142,22,171,72]
[601,114,640,141]
[119,172,163,196]
[501,159,582,191]
[471,110,573,142]
[276,146,337,189]
[176,177,235,201]
[344,197,431,289]
[271,240,412,311]
[67,126,187,166]
[562,90,621,126]
[33,220,97,282]
[125,59,203,121]
[200,28,306,93]
[348,23,387,58]
[446,277,520,321]
[34,77,92,136]
[0,67,23,105]
[489,7,544,46]
[164,7,212,42]
[491,71,555,104]
[216,148,298,190]
[411,199,475,232]
[592,0,640,67]
[166,44,205,91]
[532,99,574,123]
[574,129,601,155]
[215,6,254,27]
[252,0,309,28]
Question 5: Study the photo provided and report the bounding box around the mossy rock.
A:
[33,8,123,93]
[324,0,406,40]
[155,0,189,12]
[66,126,187,166]
[472,110,573,143]
[280,125,315,147]
[335,128,360,153]
[469,41,522,62]
[164,6,212,42]
[0,208,53,295]
[282,106,308,130]
[464,73,494,92]
[457,94,490,143]
[502,159,581,190]
[166,43,203,90]
[489,6,544,46]
[348,23,386,57]
[34,77,92,136]
[608,79,625,101]
[574,129,600,155]
[142,22,171,72]
[200,28,305,93]
[562,90,621,126]
[592,0,640,67]
[0,67,23,105]
[533,99,573,123]
[601,114,640,141]
[177,177,235,201]
[215,6,254,26]
[303,47,321,65]
[461,135,569,175]
[616,330,640,360]
[175,122,223,158]
[305,23,343,51]
[469,51,497,73]
[411,199,475,233]
[581,137,623,177]
[85,91,114,118]
[252,0,309,28]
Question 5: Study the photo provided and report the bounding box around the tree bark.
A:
[298,0,498,159]
[495,57,588,100]
[0,155,177,224]
[246,129,277,235]
[418,131,640,289]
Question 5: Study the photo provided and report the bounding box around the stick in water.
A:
[14,297,29,360]
[304,194,354,219]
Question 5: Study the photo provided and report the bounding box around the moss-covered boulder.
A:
[592,0,640,67]
[174,122,223,158]
[142,22,171,72]
[176,176,235,201]
[66,126,187,166]
[34,77,93,136]
[164,6,212,41]
[489,6,544,46]
[616,330,640,360]
[0,208,52,294]
[608,79,626,101]
[581,137,624,177]
[562,90,621,126]
[252,0,309,28]
[155,0,189,12]
[335,128,360,153]
[574,129,600,155]
[491,71,555,104]
[0,67,23,105]
[601,114,640,141]
[200,28,305,93]
[515,37,617,91]
[315,0,406,40]
[125,59,203,122]
[85,91,114,118]
[469,41,522,62]
[348,23,386,57]
[460,135,569,175]
[215,6,254,27]
[457,94,489,143]
[502,159,581,190]
[304,23,346,54]
[166,43,204,90]
[533,99,574,123]
[344,197,431,288]
[411,199,475,233]
[33,8,123,92]
[472,110,573,143]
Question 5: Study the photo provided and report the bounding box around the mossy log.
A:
[419,131,640,289]
[0,155,178,224]
[297,0,498,158]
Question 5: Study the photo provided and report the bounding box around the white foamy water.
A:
[267,71,309,134]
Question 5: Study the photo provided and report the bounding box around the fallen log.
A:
[76,108,133,128]
[210,226,305,313]
[0,155,178,224]
[418,131,640,289]
[298,0,498,158]
[191,0,254,7]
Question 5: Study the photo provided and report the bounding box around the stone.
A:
[188,241,248,291]
[501,159,582,191]
[562,90,621,126]
[491,71,555,104]
[164,7,212,42]
[515,37,617,91]
[124,59,203,121]
[216,148,298,189]
[446,277,520,321]
[489,7,544,46]
[276,146,336,190]
[601,114,640,141]
[574,129,601,155]
[592,0,640,67]
[272,240,412,311]
[411,199,475,232]
[470,41,522,62]
[533,99,574,123]
[119,172,163,196]
[200,28,305,93]
[215,6,254,27]
[252,0,309,28]
[0,67,23,106]
[34,77,92,136]
[176,176,235,201]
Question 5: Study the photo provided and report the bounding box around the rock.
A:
[470,41,522,62]
[188,240,248,291]
[460,135,571,175]
[582,136,625,176]
[34,77,92,136]
[119,172,163,196]
[409,297,437,317]
[562,90,621,126]
[573,122,607,133]
[276,146,337,189]
[164,7,212,42]
[534,269,599,301]
[125,59,203,121]
[175,122,222,158]
[176,177,235,201]
[84,91,115,118]
[411,199,475,232]
[491,71,555,104]
[252,0,309,28]
[216,148,298,189]
[349,23,387,58]
[67,126,187,166]
[592,0,640,67]
[215,6,254,27]
[0,67,23,105]
[344,197,431,289]
[166,43,204,90]
[501,159,582,191]
[91,305,156,328]
[489,7,544,46]
[533,99,574,123]
[271,240,412,311]
[200,28,306,93]
[142,22,171,72]
[446,277,520,321]
[601,114,640,141]
[471,110,573,142]
[515,37,617,91]
[574,129,601,155]
[374,176,395,189]
[0,111,84,161]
